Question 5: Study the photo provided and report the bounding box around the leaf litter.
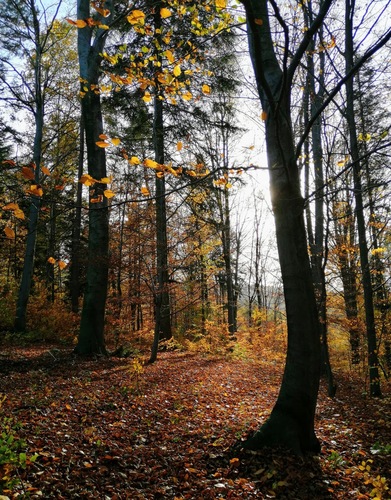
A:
[0,346,390,499]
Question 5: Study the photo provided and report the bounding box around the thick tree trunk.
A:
[75,87,109,356]
[74,0,111,355]
[240,0,328,455]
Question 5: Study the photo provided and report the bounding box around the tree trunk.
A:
[305,18,336,397]
[74,0,111,356]
[14,1,43,332]
[239,0,331,455]
[149,5,172,363]
[344,0,381,396]
[70,116,84,313]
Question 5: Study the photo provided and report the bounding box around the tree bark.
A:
[14,0,44,332]
[74,0,111,356]
[149,4,172,363]
[344,0,381,396]
[239,0,333,454]
[70,117,84,313]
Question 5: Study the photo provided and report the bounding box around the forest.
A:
[0,0,390,498]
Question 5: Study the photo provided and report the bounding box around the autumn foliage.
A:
[0,339,390,499]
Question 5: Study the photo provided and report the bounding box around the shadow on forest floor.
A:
[0,345,390,498]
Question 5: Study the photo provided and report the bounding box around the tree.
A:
[344,0,381,396]
[239,0,391,453]
[73,0,115,355]
[0,0,64,331]
[238,0,333,454]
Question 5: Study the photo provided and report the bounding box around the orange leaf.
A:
[96,141,111,148]
[2,203,19,211]
[4,227,15,239]
[254,18,263,25]
[99,134,108,139]
[58,260,67,270]
[2,159,16,167]
[41,166,51,176]
[177,141,183,151]
[261,111,267,121]
[47,257,56,264]
[29,185,43,196]
[79,174,95,186]
[22,166,35,180]
[66,18,87,28]
[141,186,150,196]
[90,195,103,203]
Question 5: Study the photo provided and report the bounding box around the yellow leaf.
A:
[99,177,112,184]
[141,186,150,196]
[96,141,111,148]
[47,257,56,264]
[142,92,152,103]
[58,260,67,270]
[144,158,159,169]
[160,7,171,18]
[215,0,227,9]
[129,156,141,165]
[41,166,51,176]
[29,185,43,196]
[254,18,263,25]
[165,50,175,63]
[66,18,87,28]
[127,10,145,25]
[79,174,94,186]
[177,141,183,151]
[173,65,181,77]
[104,189,115,198]
[111,137,121,146]
[181,91,192,101]
[202,84,211,94]
[4,227,15,239]
[13,209,25,220]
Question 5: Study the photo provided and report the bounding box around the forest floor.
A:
[0,343,390,499]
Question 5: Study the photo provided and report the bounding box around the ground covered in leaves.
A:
[1,344,390,499]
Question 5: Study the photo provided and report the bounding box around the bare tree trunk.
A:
[14,1,44,332]
[239,0,333,454]
[70,117,84,313]
[344,0,381,396]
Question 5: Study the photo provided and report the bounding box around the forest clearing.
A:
[1,334,390,499]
